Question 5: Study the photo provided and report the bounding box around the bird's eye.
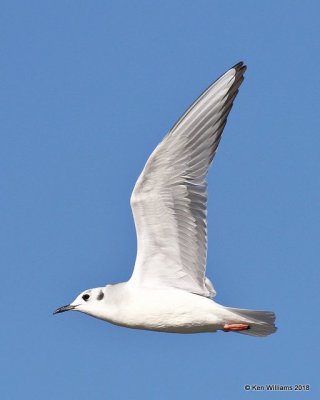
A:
[82,294,90,301]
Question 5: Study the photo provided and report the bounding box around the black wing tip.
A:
[231,61,247,74]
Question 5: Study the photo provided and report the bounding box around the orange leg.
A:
[223,323,250,332]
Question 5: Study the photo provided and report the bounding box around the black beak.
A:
[53,304,76,315]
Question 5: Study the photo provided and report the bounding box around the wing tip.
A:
[231,61,247,75]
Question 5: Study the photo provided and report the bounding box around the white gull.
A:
[54,62,277,337]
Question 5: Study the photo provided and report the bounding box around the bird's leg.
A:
[223,323,250,332]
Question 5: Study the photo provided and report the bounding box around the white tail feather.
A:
[227,307,277,337]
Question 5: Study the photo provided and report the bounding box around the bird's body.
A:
[79,284,224,333]
[66,284,276,336]
[54,62,277,337]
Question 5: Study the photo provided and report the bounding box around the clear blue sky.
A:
[1,1,319,399]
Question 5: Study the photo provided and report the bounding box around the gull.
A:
[54,62,277,337]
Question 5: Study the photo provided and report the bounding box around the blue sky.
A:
[1,1,319,399]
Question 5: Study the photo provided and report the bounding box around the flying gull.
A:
[54,62,277,337]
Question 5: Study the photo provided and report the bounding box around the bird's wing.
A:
[129,62,246,297]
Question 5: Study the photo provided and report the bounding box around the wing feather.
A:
[130,62,246,297]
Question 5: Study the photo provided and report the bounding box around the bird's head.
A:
[53,287,105,317]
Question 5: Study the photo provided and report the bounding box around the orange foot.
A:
[223,323,250,332]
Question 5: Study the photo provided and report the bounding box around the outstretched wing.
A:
[129,62,246,297]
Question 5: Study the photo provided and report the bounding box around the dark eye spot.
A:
[97,290,104,301]
[82,294,90,301]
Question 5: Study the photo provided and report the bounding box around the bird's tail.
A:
[226,307,277,337]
